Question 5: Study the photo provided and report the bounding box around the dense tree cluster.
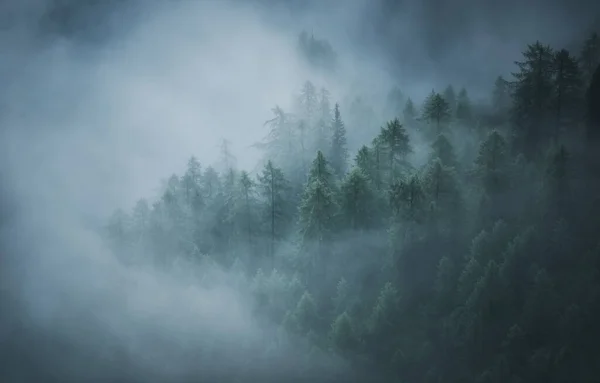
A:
[106,31,600,382]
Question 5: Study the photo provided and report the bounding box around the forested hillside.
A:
[105,31,600,382]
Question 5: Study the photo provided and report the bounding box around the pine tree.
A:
[587,63,600,144]
[543,145,570,221]
[422,91,452,134]
[330,103,349,178]
[443,85,457,113]
[403,97,417,125]
[422,159,462,229]
[580,32,600,86]
[492,76,511,116]
[552,49,583,140]
[386,86,405,119]
[257,160,292,261]
[257,106,297,173]
[329,311,358,353]
[511,41,555,156]
[355,145,372,177]
[202,166,221,201]
[307,150,336,189]
[231,171,259,249]
[430,133,458,168]
[314,87,332,154]
[218,138,236,173]
[339,167,377,230]
[389,174,425,223]
[182,156,202,204]
[456,87,473,126]
[475,131,510,196]
[298,80,318,123]
[299,151,338,267]
[378,118,412,185]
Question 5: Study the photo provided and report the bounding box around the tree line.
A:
[106,31,600,382]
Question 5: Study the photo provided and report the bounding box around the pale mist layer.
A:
[0,1,395,382]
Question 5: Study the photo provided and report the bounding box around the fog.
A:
[0,0,598,382]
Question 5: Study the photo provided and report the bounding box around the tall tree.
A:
[580,32,600,86]
[403,97,417,126]
[256,106,297,173]
[314,87,332,154]
[339,167,377,231]
[386,86,405,119]
[552,49,584,140]
[257,161,292,262]
[378,118,412,185]
[456,87,473,126]
[511,41,555,156]
[492,75,512,116]
[475,130,510,197]
[330,103,349,178]
[430,133,458,169]
[299,151,338,269]
[182,156,202,205]
[422,91,452,134]
[218,138,236,173]
[297,80,318,124]
[443,85,457,113]
[231,171,259,250]
[587,64,600,144]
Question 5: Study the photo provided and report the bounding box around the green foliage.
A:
[422,91,452,134]
[330,103,349,178]
[339,167,377,230]
[103,33,600,383]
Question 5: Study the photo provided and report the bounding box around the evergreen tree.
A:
[580,32,600,86]
[378,118,412,185]
[422,91,452,134]
[182,156,202,204]
[257,160,292,261]
[511,41,555,156]
[443,85,457,112]
[455,87,473,126]
[330,103,349,178]
[257,106,297,173]
[403,97,417,126]
[429,133,458,168]
[299,151,338,268]
[314,87,332,154]
[389,174,425,223]
[422,159,462,230]
[218,138,236,173]
[386,86,405,119]
[552,49,583,139]
[492,75,511,117]
[339,167,377,231]
[231,170,259,249]
[475,130,510,196]
[588,63,600,144]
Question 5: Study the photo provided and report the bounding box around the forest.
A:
[104,30,600,382]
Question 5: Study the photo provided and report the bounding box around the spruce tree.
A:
[339,167,376,231]
[443,85,457,112]
[257,160,292,261]
[511,41,555,156]
[422,91,452,134]
[552,49,583,139]
[403,97,417,126]
[330,103,349,178]
[580,32,600,86]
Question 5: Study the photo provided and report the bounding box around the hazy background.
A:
[1,0,599,381]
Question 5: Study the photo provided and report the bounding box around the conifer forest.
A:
[2,1,600,383]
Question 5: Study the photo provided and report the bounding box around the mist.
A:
[1,0,600,382]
